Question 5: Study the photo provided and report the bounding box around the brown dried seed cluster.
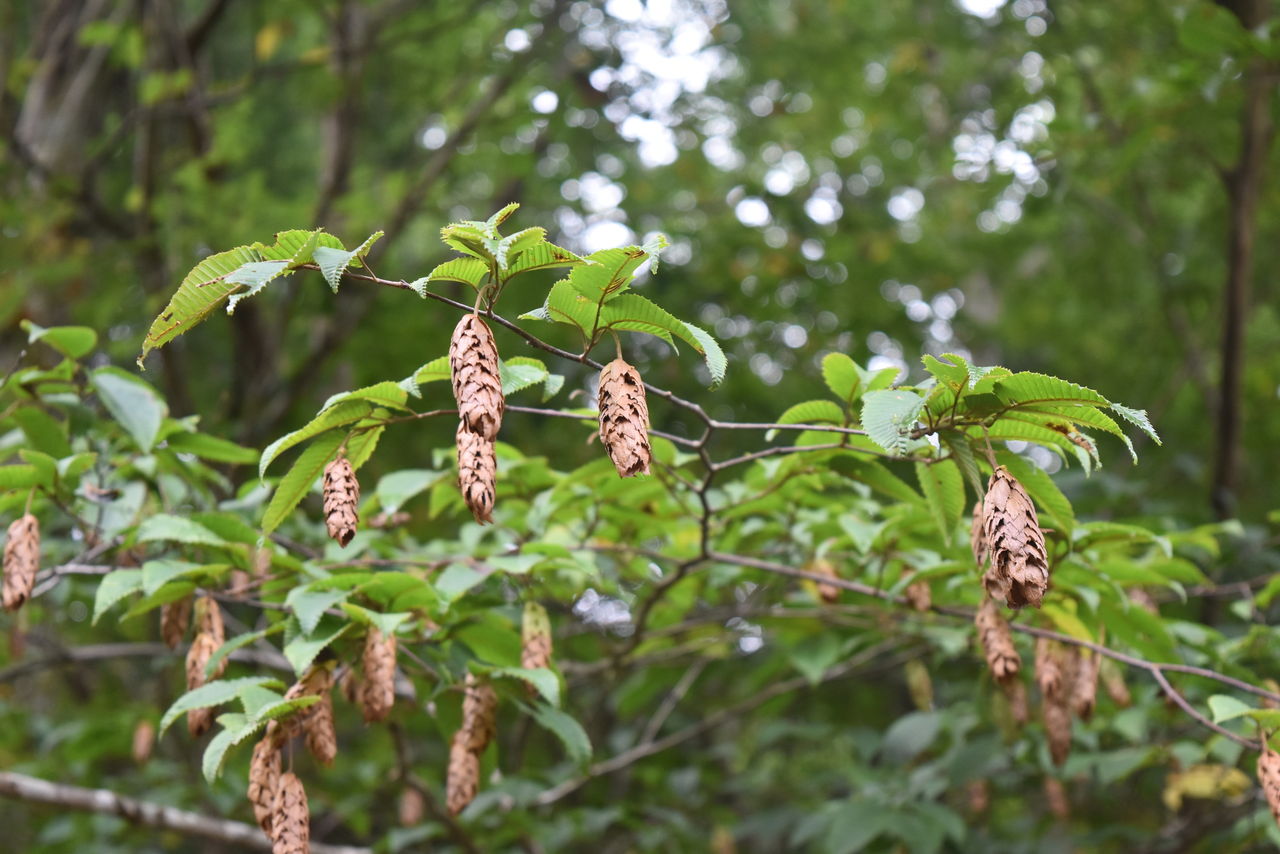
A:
[1258,746,1280,829]
[1034,638,1076,766]
[808,560,840,604]
[1003,677,1029,726]
[446,674,499,815]
[270,771,310,854]
[975,597,1020,682]
[446,729,480,816]
[904,576,932,613]
[1044,776,1070,820]
[1034,638,1065,701]
[131,719,155,765]
[461,673,498,753]
[966,779,990,815]
[323,455,360,547]
[456,424,497,525]
[1043,694,1072,766]
[521,602,553,675]
[449,314,505,441]
[361,627,397,723]
[161,595,193,649]
[1101,660,1131,708]
[1071,650,1100,721]
[185,596,227,738]
[969,501,986,567]
[272,664,336,764]
[248,736,282,835]
[3,514,40,612]
[597,358,652,477]
[980,466,1049,609]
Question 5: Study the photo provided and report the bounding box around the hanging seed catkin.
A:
[3,514,39,612]
[966,779,990,815]
[1043,777,1070,820]
[970,501,987,567]
[1071,650,1100,721]
[185,631,221,737]
[456,424,496,524]
[131,719,155,765]
[975,598,1020,682]
[597,358,652,477]
[808,560,841,605]
[1101,660,1132,708]
[161,595,193,649]
[339,666,361,705]
[904,574,932,613]
[446,729,480,816]
[1003,677,1029,726]
[248,736,281,835]
[981,466,1049,609]
[1034,637,1065,701]
[1043,694,1072,766]
[461,673,498,752]
[449,313,505,440]
[1258,746,1280,828]
[521,602,553,674]
[361,627,397,723]
[270,772,310,854]
[322,455,360,547]
[274,664,336,762]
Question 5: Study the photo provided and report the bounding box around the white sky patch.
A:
[734,197,770,227]
[887,187,925,222]
[530,90,559,114]
[955,0,1007,17]
[504,28,531,52]
[580,220,636,253]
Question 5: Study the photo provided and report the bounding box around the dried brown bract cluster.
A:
[447,673,498,815]
[808,560,840,604]
[449,314,505,440]
[248,737,282,835]
[322,455,360,547]
[980,466,1049,609]
[271,663,337,766]
[521,602,553,678]
[456,424,496,524]
[361,627,397,723]
[1035,638,1073,765]
[270,772,310,854]
[975,597,1020,683]
[1043,777,1070,820]
[161,594,193,649]
[597,357,651,477]
[1071,649,1100,721]
[3,514,40,612]
[185,595,226,737]
[1258,746,1280,829]
[446,729,480,816]
[903,570,932,612]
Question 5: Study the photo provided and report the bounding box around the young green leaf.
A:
[861,390,926,456]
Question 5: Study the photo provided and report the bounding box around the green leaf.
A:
[91,367,168,452]
[252,229,342,263]
[991,372,1110,408]
[283,616,350,675]
[206,627,278,680]
[202,715,245,782]
[490,666,561,707]
[17,449,57,488]
[776,400,845,427]
[136,514,226,547]
[829,456,922,503]
[861,390,926,455]
[259,399,372,480]
[0,465,42,490]
[1208,694,1252,724]
[287,586,350,635]
[312,231,383,292]
[1110,403,1161,444]
[376,469,435,514]
[505,240,582,277]
[139,244,260,365]
[13,408,72,458]
[529,702,592,766]
[92,569,144,624]
[21,320,97,358]
[566,246,651,302]
[320,381,410,414]
[601,294,726,386]
[412,257,489,295]
[164,431,258,464]
[821,353,861,402]
[261,430,345,535]
[822,800,893,854]
[159,676,280,736]
[499,358,549,396]
[340,603,413,635]
[223,261,292,314]
[914,459,964,545]
[140,559,205,595]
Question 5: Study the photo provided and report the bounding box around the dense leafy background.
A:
[2,1,1280,852]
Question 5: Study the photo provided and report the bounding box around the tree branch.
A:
[0,771,371,854]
